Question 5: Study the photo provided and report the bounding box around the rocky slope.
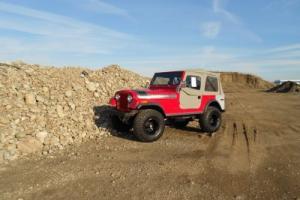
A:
[0,61,147,163]
[0,62,273,163]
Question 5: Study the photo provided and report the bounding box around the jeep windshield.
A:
[150,72,183,87]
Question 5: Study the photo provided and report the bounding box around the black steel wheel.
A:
[133,109,165,142]
[199,106,222,133]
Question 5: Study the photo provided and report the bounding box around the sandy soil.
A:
[0,90,300,200]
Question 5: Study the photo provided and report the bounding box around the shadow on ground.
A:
[93,105,209,141]
[93,105,139,142]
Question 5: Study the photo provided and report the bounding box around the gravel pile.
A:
[267,81,300,93]
[0,61,147,163]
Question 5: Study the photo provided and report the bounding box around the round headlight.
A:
[115,94,120,101]
[127,94,133,103]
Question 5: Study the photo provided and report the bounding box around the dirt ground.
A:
[0,90,300,200]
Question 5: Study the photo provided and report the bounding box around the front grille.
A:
[117,93,128,110]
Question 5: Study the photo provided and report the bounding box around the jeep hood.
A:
[116,88,177,98]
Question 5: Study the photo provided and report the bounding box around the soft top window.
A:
[186,75,201,90]
[151,72,182,86]
[205,76,218,92]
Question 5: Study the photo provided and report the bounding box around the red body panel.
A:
[110,88,216,116]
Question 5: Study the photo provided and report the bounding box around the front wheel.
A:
[199,107,222,133]
[133,109,165,142]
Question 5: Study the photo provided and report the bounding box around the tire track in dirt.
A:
[200,92,267,198]
[242,123,250,158]
[232,122,238,146]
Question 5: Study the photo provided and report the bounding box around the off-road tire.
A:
[172,119,190,128]
[133,109,165,142]
[199,106,222,133]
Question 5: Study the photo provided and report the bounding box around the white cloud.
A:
[212,0,240,24]
[211,0,262,43]
[266,43,300,53]
[121,44,300,79]
[0,2,135,56]
[265,0,300,10]
[201,21,221,39]
[85,0,131,19]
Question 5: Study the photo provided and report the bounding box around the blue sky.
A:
[0,0,300,80]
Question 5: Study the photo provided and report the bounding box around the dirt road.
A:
[1,90,300,200]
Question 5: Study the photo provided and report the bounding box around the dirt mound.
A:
[0,61,147,163]
[220,72,274,92]
[267,81,300,93]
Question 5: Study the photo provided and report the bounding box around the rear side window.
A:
[205,76,218,92]
[186,75,201,90]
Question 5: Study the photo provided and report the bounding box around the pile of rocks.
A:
[0,61,147,163]
[267,81,300,93]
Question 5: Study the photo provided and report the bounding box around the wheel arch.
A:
[137,104,166,117]
[205,100,223,112]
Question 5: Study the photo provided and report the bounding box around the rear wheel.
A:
[199,106,222,133]
[133,109,165,142]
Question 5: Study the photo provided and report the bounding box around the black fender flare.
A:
[137,103,166,117]
[204,100,223,113]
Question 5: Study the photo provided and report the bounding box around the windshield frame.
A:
[150,71,184,87]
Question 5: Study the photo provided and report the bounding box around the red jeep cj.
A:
[109,70,225,142]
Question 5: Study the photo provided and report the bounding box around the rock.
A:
[36,95,45,103]
[94,92,100,98]
[15,132,26,139]
[0,116,10,124]
[86,82,97,92]
[80,70,89,78]
[36,131,48,143]
[72,84,81,91]
[42,86,49,93]
[65,90,72,97]
[17,137,43,154]
[24,93,36,105]
[68,102,76,110]
[5,104,12,110]
[3,151,13,161]
[56,105,64,118]
[50,136,60,146]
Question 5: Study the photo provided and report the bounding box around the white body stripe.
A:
[137,94,177,99]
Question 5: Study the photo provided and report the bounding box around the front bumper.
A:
[112,108,138,124]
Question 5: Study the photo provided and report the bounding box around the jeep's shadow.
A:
[93,105,139,141]
[166,122,211,137]
[93,106,211,142]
